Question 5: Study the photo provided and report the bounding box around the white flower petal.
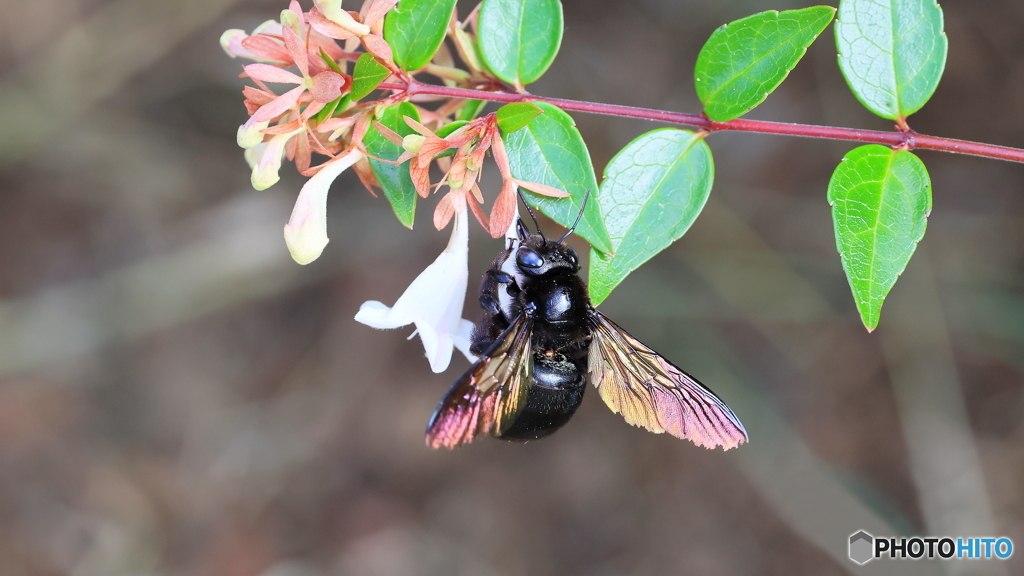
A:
[453,318,478,364]
[314,0,372,35]
[253,20,283,36]
[283,149,363,265]
[244,142,266,169]
[314,0,344,19]
[251,130,298,191]
[505,210,520,240]
[353,300,396,328]
[237,116,270,149]
[220,21,285,62]
[220,29,251,59]
[417,321,451,373]
[355,209,473,372]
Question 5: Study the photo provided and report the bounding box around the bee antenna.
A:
[516,188,545,240]
[557,188,590,244]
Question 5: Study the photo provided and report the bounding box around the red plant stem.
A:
[377,81,1024,164]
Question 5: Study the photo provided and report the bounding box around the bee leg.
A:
[487,269,513,284]
[479,293,499,313]
[472,268,515,355]
[470,306,508,355]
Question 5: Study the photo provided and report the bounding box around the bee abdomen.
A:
[498,351,586,442]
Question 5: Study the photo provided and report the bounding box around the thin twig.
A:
[373,81,1024,164]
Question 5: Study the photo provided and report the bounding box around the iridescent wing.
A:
[425,314,534,449]
[588,312,748,450]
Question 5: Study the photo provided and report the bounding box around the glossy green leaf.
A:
[311,94,347,125]
[828,144,932,330]
[364,102,420,228]
[478,0,563,89]
[496,102,543,133]
[502,102,612,254]
[695,7,835,121]
[384,0,458,72]
[350,53,390,101]
[457,99,487,121]
[588,129,714,305]
[435,120,468,139]
[319,48,343,74]
[836,0,948,120]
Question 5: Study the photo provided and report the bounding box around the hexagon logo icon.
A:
[849,531,874,565]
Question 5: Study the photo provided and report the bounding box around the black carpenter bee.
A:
[426,204,748,450]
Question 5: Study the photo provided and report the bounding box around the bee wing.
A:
[588,312,748,450]
[425,314,534,449]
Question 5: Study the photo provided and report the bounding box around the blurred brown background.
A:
[1,0,1022,574]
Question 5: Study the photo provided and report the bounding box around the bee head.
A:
[512,188,588,277]
[515,219,579,276]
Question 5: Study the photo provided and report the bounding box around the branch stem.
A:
[376,81,1024,164]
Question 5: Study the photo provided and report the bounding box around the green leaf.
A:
[311,94,348,125]
[588,129,714,305]
[453,26,488,74]
[457,99,487,122]
[364,102,421,228]
[383,0,458,72]
[350,53,391,101]
[319,48,343,74]
[695,6,835,122]
[836,0,948,120]
[478,0,563,89]
[502,102,612,254]
[435,120,469,139]
[828,144,932,331]
[496,102,543,133]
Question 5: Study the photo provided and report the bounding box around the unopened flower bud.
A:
[280,9,302,34]
[220,29,248,58]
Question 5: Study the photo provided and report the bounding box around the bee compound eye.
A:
[566,246,578,266]
[517,247,544,269]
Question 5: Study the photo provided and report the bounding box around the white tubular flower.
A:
[251,128,299,191]
[220,29,251,58]
[355,209,476,373]
[244,142,266,170]
[237,115,270,149]
[314,0,371,36]
[284,148,363,265]
[220,21,285,61]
